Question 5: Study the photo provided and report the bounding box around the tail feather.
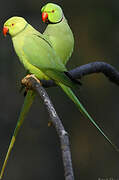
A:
[0,90,36,179]
[59,83,119,152]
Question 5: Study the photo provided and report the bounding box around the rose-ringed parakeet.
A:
[1,7,75,177]
[41,3,74,65]
[19,2,74,128]
[1,16,118,179]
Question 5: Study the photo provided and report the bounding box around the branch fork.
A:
[22,74,74,180]
[21,61,119,180]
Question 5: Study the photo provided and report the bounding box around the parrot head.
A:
[3,16,27,37]
[41,3,63,23]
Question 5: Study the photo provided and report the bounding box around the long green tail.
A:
[0,90,36,179]
[59,83,119,151]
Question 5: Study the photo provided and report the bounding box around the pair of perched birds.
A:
[0,2,118,179]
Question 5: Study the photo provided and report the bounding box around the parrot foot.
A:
[21,74,41,90]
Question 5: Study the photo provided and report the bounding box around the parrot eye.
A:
[52,10,55,13]
[12,23,14,26]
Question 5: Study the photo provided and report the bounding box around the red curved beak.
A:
[42,12,48,22]
[3,26,9,36]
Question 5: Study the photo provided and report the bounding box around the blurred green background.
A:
[0,0,119,179]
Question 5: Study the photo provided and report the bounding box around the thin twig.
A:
[41,61,119,87]
[22,75,75,180]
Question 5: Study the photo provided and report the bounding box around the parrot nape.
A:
[41,3,74,65]
[1,16,118,179]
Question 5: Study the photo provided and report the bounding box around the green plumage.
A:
[12,19,75,88]
[6,16,119,148]
[41,3,74,65]
[1,15,118,179]
[0,90,35,179]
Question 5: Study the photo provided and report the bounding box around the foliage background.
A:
[0,0,119,179]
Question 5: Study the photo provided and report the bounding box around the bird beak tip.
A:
[42,12,48,22]
[3,26,9,36]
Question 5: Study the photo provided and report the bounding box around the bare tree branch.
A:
[41,61,119,87]
[22,75,75,180]
[20,61,119,179]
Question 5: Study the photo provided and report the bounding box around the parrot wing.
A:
[22,33,77,87]
[23,33,66,71]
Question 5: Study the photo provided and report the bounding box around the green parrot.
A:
[1,16,118,179]
[41,3,74,65]
[1,7,75,177]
